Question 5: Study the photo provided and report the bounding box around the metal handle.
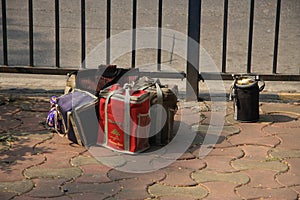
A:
[258,78,265,92]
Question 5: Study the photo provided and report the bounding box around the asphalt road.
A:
[0,0,299,75]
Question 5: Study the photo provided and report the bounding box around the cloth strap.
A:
[124,88,131,151]
[154,83,163,144]
[104,90,119,145]
[104,87,131,151]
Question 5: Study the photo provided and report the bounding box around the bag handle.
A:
[104,87,131,151]
[154,83,163,144]
[104,90,119,145]
[124,88,131,151]
[258,78,265,92]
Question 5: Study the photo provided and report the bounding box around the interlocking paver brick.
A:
[203,156,238,172]
[24,166,82,180]
[260,103,300,117]
[258,114,275,124]
[36,134,86,154]
[76,164,111,183]
[240,145,270,160]
[62,182,120,196]
[0,143,37,159]
[177,151,196,160]
[13,113,46,133]
[12,195,71,200]
[212,140,235,148]
[114,179,152,200]
[228,123,280,147]
[225,113,238,125]
[0,117,21,131]
[0,180,34,195]
[277,158,300,187]
[115,154,158,172]
[94,155,127,168]
[170,158,206,170]
[0,104,20,116]
[177,108,202,126]
[192,170,249,185]
[236,186,298,200]
[0,191,17,200]
[291,185,300,195]
[201,182,242,200]
[5,136,52,155]
[200,112,229,126]
[20,132,53,142]
[231,159,288,172]
[26,178,65,198]
[70,155,99,166]
[206,147,244,158]
[42,151,78,168]
[269,148,300,159]
[244,169,282,188]
[69,193,109,200]
[0,154,45,181]
[107,169,166,183]
[148,183,208,199]
[160,166,197,186]
[277,132,300,150]
[158,195,195,200]
[190,133,205,146]
[262,113,298,124]
[192,124,240,137]
[88,145,121,157]
[263,125,300,136]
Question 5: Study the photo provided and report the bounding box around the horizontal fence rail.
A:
[0,0,299,99]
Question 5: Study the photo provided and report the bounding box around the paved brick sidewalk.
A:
[0,93,299,200]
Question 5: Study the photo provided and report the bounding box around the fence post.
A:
[81,0,86,68]
[157,0,163,71]
[2,0,8,65]
[186,0,201,101]
[55,0,60,68]
[28,0,34,66]
[247,0,255,73]
[106,0,111,65]
[221,0,228,73]
[273,0,281,74]
[131,0,137,68]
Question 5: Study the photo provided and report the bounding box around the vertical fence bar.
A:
[131,0,137,68]
[247,0,255,73]
[2,0,8,65]
[157,0,163,71]
[221,0,228,73]
[106,0,111,65]
[28,0,34,66]
[81,0,86,68]
[186,0,201,101]
[55,0,60,68]
[273,0,281,74]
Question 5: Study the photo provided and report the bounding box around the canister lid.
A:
[236,77,256,85]
[234,76,258,88]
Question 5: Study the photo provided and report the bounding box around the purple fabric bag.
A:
[56,90,98,146]
[46,96,63,132]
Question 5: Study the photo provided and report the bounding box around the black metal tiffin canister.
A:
[230,74,265,122]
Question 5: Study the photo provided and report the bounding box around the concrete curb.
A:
[277,93,300,101]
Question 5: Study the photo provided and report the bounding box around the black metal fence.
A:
[1,0,299,100]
